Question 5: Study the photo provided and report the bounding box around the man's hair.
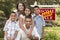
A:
[10,11,16,16]
[11,11,16,13]
[34,6,39,8]
[25,16,32,20]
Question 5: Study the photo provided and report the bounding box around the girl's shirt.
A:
[19,14,25,24]
[4,20,20,38]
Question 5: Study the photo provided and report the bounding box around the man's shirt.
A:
[4,20,20,38]
[20,24,40,40]
[33,14,45,37]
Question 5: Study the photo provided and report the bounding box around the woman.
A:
[15,2,34,39]
[14,2,26,40]
[20,6,34,37]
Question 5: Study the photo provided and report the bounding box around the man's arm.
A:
[5,31,11,40]
[41,16,45,39]
[42,26,44,39]
[4,20,11,40]
[11,31,18,40]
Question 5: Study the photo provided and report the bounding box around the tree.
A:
[0,0,15,19]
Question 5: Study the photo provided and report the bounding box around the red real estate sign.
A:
[40,8,56,20]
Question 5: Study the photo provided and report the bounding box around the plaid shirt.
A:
[4,20,20,38]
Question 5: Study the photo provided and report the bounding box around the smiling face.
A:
[25,18,32,29]
[10,13,16,21]
[18,3,24,11]
[25,8,31,16]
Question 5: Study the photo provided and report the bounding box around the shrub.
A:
[44,31,58,40]
[0,38,4,40]
[0,31,4,38]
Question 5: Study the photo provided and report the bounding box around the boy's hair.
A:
[34,6,39,8]
[25,16,32,20]
[10,11,16,15]
[9,11,17,17]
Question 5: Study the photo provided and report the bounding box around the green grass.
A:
[44,27,60,40]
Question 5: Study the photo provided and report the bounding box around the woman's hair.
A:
[24,6,31,17]
[16,1,25,11]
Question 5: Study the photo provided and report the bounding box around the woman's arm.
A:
[19,16,27,34]
[30,18,34,34]
[25,18,34,38]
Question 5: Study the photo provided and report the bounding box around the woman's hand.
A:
[27,32,32,39]
[11,37,15,40]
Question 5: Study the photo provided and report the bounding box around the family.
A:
[3,1,45,40]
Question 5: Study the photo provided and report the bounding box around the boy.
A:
[4,12,20,40]
[20,16,40,40]
[33,6,45,40]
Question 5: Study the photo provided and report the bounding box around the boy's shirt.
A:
[32,14,45,37]
[20,24,40,40]
[4,20,20,38]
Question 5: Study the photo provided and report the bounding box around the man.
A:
[33,6,45,40]
[20,16,40,40]
[4,12,20,40]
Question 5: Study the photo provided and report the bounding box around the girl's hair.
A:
[16,1,25,11]
[24,6,31,17]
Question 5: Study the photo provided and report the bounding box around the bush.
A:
[0,24,4,28]
[44,31,58,40]
[0,38,3,40]
[0,31,4,38]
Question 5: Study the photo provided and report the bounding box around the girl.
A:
[13,1,25,20]
[19,6,34,37]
